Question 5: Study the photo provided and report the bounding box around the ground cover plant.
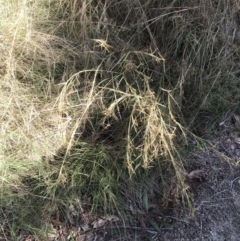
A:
[1,0,240,240]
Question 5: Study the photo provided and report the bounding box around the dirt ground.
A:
[155,120,240,241]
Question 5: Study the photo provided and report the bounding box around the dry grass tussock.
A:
[0,1,76,192]
[1,0,240,239]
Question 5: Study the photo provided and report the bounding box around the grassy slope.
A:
[0,0,240,239]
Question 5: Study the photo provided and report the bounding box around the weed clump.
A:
[1,0,240,239]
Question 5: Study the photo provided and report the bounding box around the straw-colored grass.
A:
[1,0,240,239]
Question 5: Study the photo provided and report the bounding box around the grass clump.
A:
[1,0,240,239]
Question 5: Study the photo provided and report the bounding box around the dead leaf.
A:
[81,223,90,232]
[219,121,225,126]
[234,114,240,129]
[164,183,180,205]
[69,204,76,212]
[92,218,108,228]
[187,169,204,179]
[58,225,68,240]
[211,166,221,171]
[234,135,240,145]
[129,204,136,214]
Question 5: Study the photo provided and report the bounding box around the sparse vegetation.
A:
[1,0,240,240]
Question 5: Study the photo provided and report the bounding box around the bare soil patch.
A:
[156,120,240,241]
